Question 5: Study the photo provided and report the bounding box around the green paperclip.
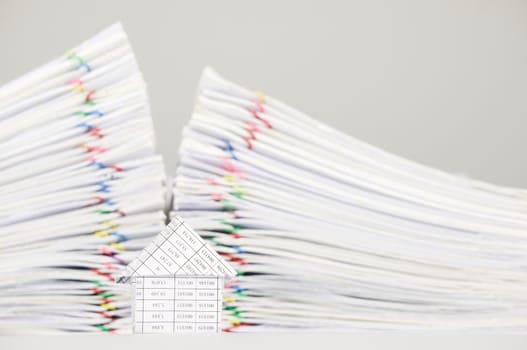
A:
[231,192,243,199]
[206,237,222,247]
[231,309,244,318]
[224,225,241,233]
[96,209,112,215]
[95,324,110,332]
[67,51,85,65]
[220,199,235,211]
[91,280,104,287]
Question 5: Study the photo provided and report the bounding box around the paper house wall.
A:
[117,217,236,333]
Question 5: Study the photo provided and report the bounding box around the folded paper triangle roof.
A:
[118,216,236,283]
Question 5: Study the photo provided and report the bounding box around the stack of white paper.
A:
[0,24,166,334]
[170,67,527,332]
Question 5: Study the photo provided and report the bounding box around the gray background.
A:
[1,0,526,188]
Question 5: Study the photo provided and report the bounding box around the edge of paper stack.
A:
[0,23,166,334]
[171,67,527,332]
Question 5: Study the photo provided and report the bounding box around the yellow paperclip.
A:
[223,175,236,183]
[255,91,266,104]
[232,185,247,196]
[224,296,236,303]
[229,319,241,326]
[110,242,125,251]
[71,84,85,93]
[100,303,116,311]
[102,220,117,229]
[94,231,109,237]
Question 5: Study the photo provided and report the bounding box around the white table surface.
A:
[1,332,526,350]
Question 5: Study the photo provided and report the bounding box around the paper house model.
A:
[118,216,236,333]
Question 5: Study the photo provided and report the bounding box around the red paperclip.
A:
[249,108,272,129]
[90,268,115,282]
[85,90,96,102]
[220,156,246,179]
[210,193,224,201]
[106,164,123,172]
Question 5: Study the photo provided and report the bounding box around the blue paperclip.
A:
[223,139,238,160]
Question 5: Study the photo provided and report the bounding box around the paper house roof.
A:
[118,216,236,282]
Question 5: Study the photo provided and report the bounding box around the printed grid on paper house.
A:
[132,276,224,333]
[124,217,236,277]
